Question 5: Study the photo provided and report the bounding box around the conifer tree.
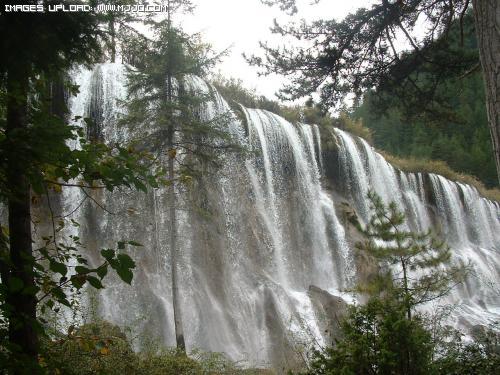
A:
[122,1,235,351]
[92,0,141,63]
[304,192,468,374]
[354,191,466,321]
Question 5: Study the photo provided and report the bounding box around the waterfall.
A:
[57,63,500,369]
[333,128,500,329]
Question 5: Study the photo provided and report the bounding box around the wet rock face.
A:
[53,63,500,371]
[308,286,348,344]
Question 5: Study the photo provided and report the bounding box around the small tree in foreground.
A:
[354,190,467,321]
[305,298,434,375]
[302,191,469,375]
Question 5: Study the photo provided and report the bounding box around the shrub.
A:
[379,153,500,202]
[304,298,434,375]
[40,321,277,374]
[41,321,139,374]
[137,348,202,375]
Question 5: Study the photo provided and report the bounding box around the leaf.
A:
[133,180,147,192]
[96,265,108,279]
[87,276,104,289]
[75,266,90,275]
[49,261,68,276]
[71,275,86,290]
[117,254,135,269]
[52,287,71,307]
[101,249,115,260]
[116,268,133,284]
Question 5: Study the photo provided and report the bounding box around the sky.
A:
[179,0,372,101]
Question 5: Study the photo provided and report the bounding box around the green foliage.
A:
[337,113,373,145]
[251,1,476,113]
[297,193,496,375]
[433,325,500,374]
[211,75,336,129]
[354,191,466,315]
[211,75,282,115]
[353,69,498,188]
[0,5,163,370]
[41,321,138,374]
[137,348,203,375]
[122,20,238,179]
[304,298,434,375]
[39,321,275,374]
[0,75,159,351]
[0,1,102,76]
[348,13,498,188]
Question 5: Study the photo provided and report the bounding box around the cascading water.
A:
[333,128,500,328]
[56,62,499,370]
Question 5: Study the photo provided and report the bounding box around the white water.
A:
[57,63,500,369]
[334,128,500,329]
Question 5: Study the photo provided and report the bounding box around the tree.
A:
[354,191,466,321]
[304,298,434,375]
[472,0,500,185]
[433,324,500,374]
[302,192,467,375]
[0,5,100,369]
[251,0,500,183]
[0,3,161,371]
[92,0,143,63]
[121,1,234,351]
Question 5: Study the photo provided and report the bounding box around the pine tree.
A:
[303,192,468,375]
[253,0,500,183]
[92,0,142,63]
[354,191,467,321]
[121,1,236,351]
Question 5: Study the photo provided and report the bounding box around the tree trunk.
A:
[109,18,116,63]
[168,155,186,351]
[166,60,186,351]
[6,65,39,369]
[473,0,500,184]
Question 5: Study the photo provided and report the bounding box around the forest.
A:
[0,0,499,374]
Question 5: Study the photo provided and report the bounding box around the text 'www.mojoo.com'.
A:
[3,4,168,13]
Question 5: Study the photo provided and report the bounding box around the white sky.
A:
[179,0,372,101]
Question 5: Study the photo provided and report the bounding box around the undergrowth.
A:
[40,321,275,375]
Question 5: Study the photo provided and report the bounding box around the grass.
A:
[379,153,500,202]
[339,114,374,145]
